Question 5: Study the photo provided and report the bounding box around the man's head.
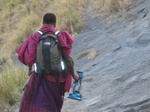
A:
[43,13,56,27]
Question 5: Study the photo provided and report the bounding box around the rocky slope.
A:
[62,0,150,112]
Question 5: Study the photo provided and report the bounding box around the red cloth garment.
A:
[17,24,74,112]
[19,74,47,112]
[16,31,42,66]
[19,73,65,112]
[17,24,73,92]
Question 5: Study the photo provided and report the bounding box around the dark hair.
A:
[43,13,56,24]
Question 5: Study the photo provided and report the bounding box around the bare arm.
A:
[64,56,79,81]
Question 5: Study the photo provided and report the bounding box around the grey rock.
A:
[136,33,150,45]
[62,0,150,112]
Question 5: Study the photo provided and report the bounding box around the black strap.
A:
[28,65,32,71]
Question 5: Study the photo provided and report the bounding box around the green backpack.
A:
[35,30,66,77]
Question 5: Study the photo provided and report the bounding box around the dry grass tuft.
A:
[103,0,131,13]
[0,64,27,108]
[87,49,96,60]
[88,0,132,26]
[91,0,132,14]
[75,48,96,60]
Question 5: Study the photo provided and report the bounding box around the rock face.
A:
[62,0,150,112]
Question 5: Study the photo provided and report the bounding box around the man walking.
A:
[17,13,78,112]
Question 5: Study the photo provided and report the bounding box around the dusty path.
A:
[62,0,150,112]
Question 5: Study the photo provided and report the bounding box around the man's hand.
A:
[28,65,33,76]
[63,56,79,81]
[27,70,33,76]
[72,74,79,81]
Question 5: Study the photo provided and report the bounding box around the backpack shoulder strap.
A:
[38,30,60,36]
[38,30,44,35]
[38,30,53,36]
[55,31,60,36]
